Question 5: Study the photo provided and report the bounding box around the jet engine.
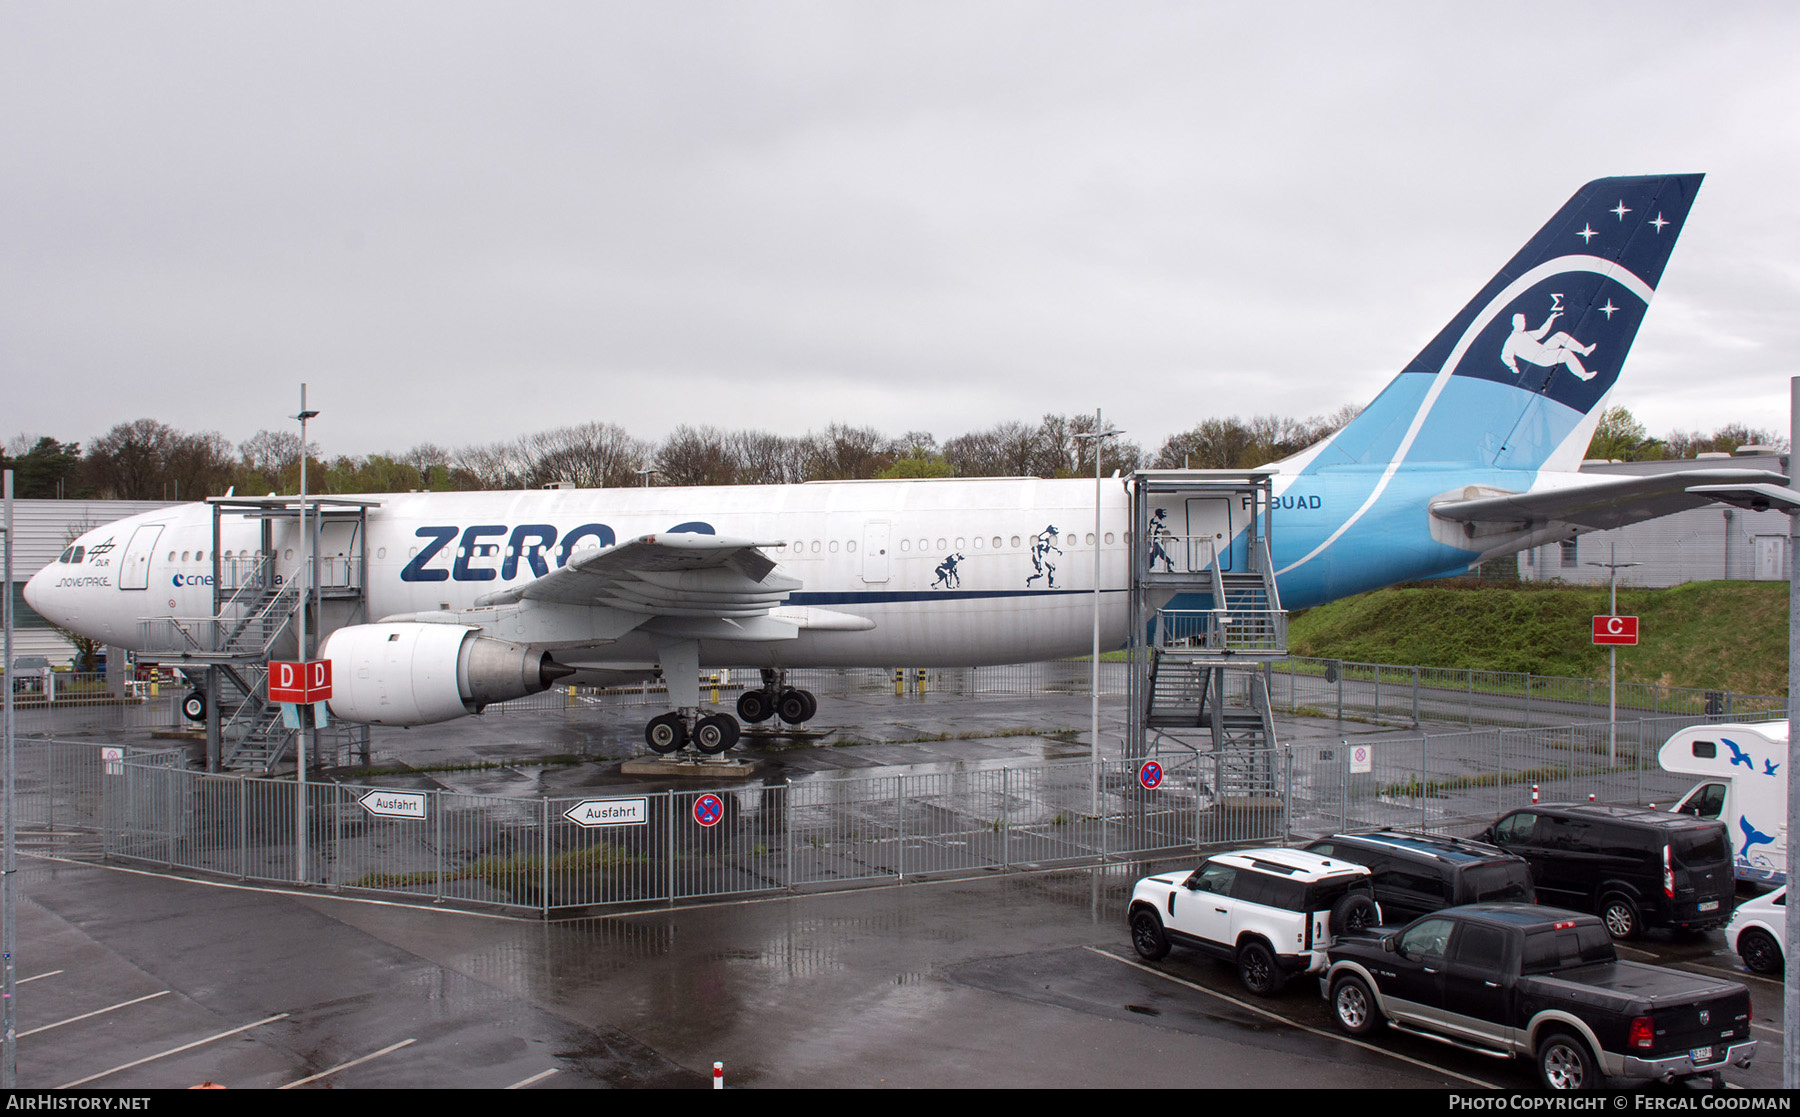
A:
[321,622,572,726]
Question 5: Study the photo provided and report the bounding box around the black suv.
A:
[1480,803,1734,939]
[1302,830,1535,926]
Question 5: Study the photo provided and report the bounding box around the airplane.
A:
[25,173,1785,755]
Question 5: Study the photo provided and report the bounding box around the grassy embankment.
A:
[1287,579,1788,697]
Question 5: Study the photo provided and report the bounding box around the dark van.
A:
[1480,803,1734,939]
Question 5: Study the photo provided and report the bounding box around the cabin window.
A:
[899,539,910,552]
[828,541,839,553]
[1085,533,1095,545]
[376,547,387,559]
[1009,536,1020,548]
[972,537,984,550]
[846,540,856,553]
[1691,741,1716,759]
[1105,533,1115,545]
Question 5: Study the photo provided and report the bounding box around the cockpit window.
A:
[72,546,84,563]
[59,548,73,563]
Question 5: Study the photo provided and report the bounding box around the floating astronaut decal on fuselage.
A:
[1025,525,1061,588]
[1501,294,1598,382]
[932,553,965,589]
[1147,508,1175,573]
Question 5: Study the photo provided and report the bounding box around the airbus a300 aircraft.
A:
[26,174,1781,754]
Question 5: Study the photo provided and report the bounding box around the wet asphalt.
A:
[13,685,1789,1089]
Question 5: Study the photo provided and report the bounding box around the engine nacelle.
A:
[321,622,569,726]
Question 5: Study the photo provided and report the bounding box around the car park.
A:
[1301,829,1534,925]
[1479,803,1734,939]
[1127,847,1379,996]
[1724,886,1785,975]
[1323,903,1756,1089]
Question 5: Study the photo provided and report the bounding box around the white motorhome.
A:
[1660,722,1788,886]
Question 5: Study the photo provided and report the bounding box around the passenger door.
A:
[1170,862,1237,951]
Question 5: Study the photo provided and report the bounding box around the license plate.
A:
[1698,901,1720,912]
[1691,1046,1715,1063]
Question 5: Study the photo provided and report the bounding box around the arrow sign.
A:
[359,790,428,820]
[564,798,649,828]
[1592,615,1639,646]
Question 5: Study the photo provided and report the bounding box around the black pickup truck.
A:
[1321,903,1755,1089]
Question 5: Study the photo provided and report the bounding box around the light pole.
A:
[2,469,15,1087]
[1074,411,1123,814]
[1586,544,1639,765]
[637,468,660,488]
[294,387,319,885]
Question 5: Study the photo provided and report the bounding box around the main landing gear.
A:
[645,711,741,755]
[640,669,818,756]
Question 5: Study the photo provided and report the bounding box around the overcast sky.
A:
[4,1,1797,462]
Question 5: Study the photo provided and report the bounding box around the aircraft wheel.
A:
[181,690,206,722]
[693,714,740,755]
[736,690,774,724]
[645,713,688,754]
[776,689,810,725]
[795,689,817,722]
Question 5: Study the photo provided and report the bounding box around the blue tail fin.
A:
[1302,174,1703,475]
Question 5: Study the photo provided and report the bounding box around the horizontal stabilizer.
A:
[1430,469,1788,531]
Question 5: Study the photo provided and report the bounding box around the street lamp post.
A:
[2,469,15,1087]
[294,387,319,885]
[1074,411,1123,814]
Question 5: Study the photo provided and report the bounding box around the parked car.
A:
[8,656,51,694]
[1127,847,1379,996]
[1479,803,1734,939]
[1724,886,1785,975]
[1301,830,1535,925]
[1322,903,1756,1089]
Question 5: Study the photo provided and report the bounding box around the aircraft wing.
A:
[475,533,802,617]
[1429,469,1790,531]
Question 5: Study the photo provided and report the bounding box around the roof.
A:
[1324,830,1513,866]
[1213,846,1368,880]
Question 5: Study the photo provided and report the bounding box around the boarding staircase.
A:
[134,496,376,773]
[1128,471,1289,802]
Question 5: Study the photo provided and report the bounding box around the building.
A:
[1519,451,1790,587]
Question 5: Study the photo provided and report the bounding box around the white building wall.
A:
[1518,454,1790,587]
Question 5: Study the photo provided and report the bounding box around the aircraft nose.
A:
[22,564,59,624]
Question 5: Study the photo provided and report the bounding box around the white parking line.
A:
[1084,946,1502,1089]
[19,970,64,984]
[59,1012,290,1088]
[508,1068,560,1089]
[21,991,169,1038]
[281,1038,416,1088]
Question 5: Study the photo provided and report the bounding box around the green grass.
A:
[1288,579,1787,695]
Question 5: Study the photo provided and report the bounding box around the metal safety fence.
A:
[1281,709,1786,840]
[4,701,1781,915]
[1268,657,1785,729]
[70,745,1287,914]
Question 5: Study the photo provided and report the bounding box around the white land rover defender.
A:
[1128,847,1380,996]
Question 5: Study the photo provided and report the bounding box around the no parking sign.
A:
[1350,745,1372,774]
[693,793,725,828]
[1138,760,1164,791]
